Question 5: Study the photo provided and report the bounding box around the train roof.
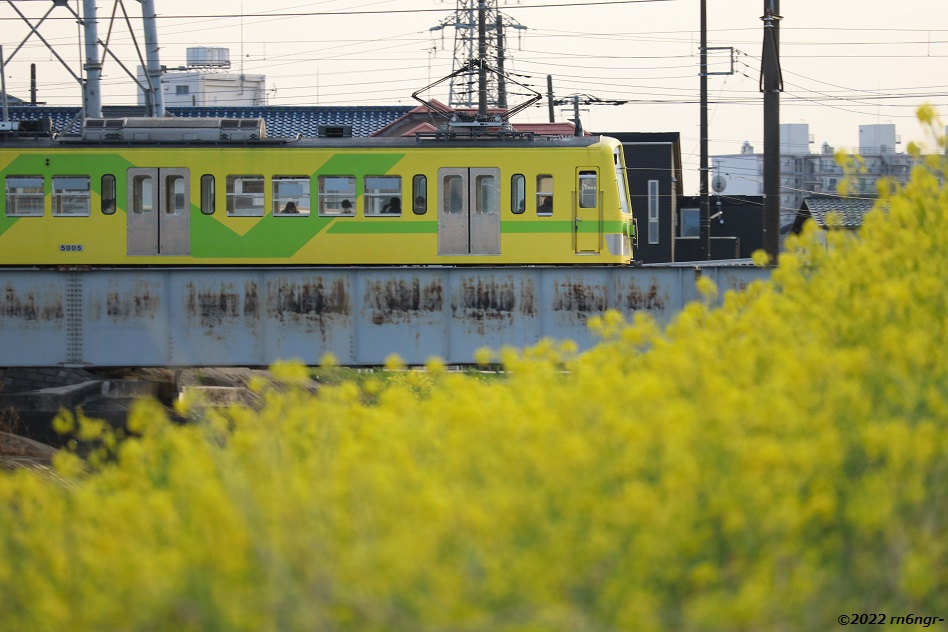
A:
[1,116,611,150]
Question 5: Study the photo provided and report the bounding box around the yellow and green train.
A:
[0,117,635,266]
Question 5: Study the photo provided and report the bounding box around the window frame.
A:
[536,174,554,216]
[679,207,700,238]
[363,175,402,216]
[131,173,154,215]
[443,174,464,214]
[225,174,265,217]
[647,179,660,245]
[272,175,311,216]
[52,175,92,217]
[511,174,525,214]
[318,175,356,217]
[578,170,598,209]
[412,174,427,215]
[4,175,45,217]
[201,174,216,215]
[101,174,117,215]
[474,173,498,215]
[615,147,632,216]
[164,174,187,216]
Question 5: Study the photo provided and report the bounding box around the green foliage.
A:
[1,113,947,631]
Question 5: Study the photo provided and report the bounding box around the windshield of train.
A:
[615,146,631,215]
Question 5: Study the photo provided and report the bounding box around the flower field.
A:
[0,114,946,631]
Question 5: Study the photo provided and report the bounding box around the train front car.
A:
[0,119,634,266]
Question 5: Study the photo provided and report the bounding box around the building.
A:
[606,132,683,264]
[791,195,881,249]
[712,123,917,226]
[136,48,267,107]
[676,195,766,261]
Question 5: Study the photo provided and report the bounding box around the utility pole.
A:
[572,95,582,136]
[547,75,554,123]
[1,47,8,123]
[699,0,710,260]
[761,0,783,262]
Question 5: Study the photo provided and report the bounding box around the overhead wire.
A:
[4,0,946,183]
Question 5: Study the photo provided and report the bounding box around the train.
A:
[0,116,635,267]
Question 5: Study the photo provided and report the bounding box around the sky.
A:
[3,0,947,194]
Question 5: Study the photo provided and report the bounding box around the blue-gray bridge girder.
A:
[0,265,769,368]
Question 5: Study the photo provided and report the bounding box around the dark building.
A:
[605,132,683,264]
[676,194,765,260]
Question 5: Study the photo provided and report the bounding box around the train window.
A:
[5,176,44,217]
[412,175,427,215]
[536,175,553,216]
[132,174,153,214]
[615,146,631,215]
[101,175,116,214]
[201,175,215,215]
[443,175,464,214]
[273,176,311,216]
[52,176,91,216]
[364,176,401,216]
[165,175,186,215]
[318,176,356,216]
[511,174,525,214]
[578,171,597,208]
[474,174,497,215]
[226,175,265,217]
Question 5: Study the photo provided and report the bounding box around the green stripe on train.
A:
[326,219,627,235]
[327,220,626,235]
[501,221,572,233]
[191,153,405,257]
[502,220,627,234]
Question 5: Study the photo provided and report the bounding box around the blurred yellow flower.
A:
[1,110,947,632]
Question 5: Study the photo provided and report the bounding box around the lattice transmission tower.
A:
[430,1,525,110]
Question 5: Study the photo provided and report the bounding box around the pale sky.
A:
[3,0,947,193]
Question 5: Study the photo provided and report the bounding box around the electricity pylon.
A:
[430,1,525,109]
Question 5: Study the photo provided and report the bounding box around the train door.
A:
[437,167,500,256]
[126,168,190,256]
[574,168,602,254]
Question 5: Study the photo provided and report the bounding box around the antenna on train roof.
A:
[411,59,540,133]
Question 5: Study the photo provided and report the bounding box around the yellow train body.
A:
[0,128,634,266]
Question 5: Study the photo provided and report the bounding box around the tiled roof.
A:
[5,104,414,137]
[802,196,880,229]
[171,106,413,137]
[6,106,86,134]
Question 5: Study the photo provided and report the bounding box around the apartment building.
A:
[711,123,918,224]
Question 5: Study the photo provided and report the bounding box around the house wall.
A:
[678,195,765,260]
[136,69,267,107]
[610,136,680,264]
